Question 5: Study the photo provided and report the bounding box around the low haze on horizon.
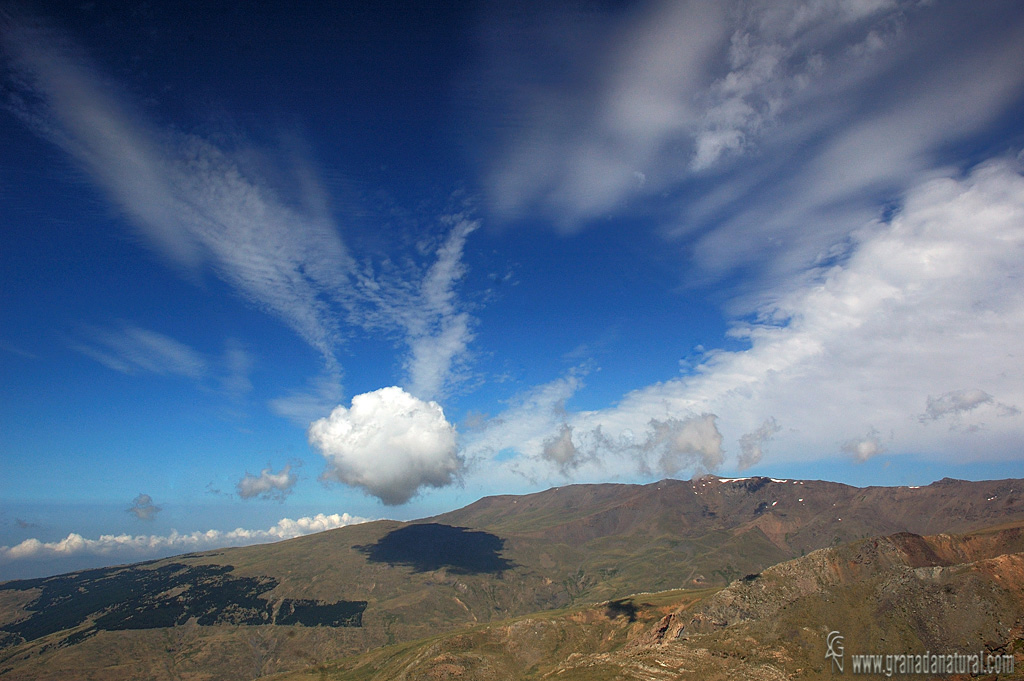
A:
[3,0,1024,580]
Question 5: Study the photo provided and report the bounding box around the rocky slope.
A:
[274,522,1024,680]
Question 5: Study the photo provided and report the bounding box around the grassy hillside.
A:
[266,589,718,681]
[270,521,1024,680]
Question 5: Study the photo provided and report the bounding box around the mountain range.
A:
[3,475,1024,679]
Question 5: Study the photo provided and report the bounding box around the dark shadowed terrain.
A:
[357,524,513,574]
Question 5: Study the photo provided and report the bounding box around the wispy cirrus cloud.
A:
[0,342,38,360]
[1,18,353,371]
[402,218,479,400]
[2,15,482,417]
[461,369,586,468]
[479,0,904,228]
[71,325,259,408]
[271,215,480,429]
[689,6,1024,297]
[220,339,255,400]
[72,323,206,378]
[477,0,1024,293]
[347,216,480,401]
[268,370,346,426]
[479,1,726,230]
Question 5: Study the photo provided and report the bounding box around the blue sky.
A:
[3,0,1024,579]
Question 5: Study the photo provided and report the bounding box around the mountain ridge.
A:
[3,474,1024,679]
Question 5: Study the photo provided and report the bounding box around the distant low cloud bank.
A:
[0,513,369,571]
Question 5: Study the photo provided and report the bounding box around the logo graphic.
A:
[826,630,845,673]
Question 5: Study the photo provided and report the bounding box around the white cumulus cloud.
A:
[461,158,1024,482]
[308,387,462,505]
[541,424,581,473]
[922,389,994,421]
[236,465,298,501]
[646,415,725,476]
[738,417,781,470]
[462,380,726,484]
[842,430,885,462]
[598,160,1024,464]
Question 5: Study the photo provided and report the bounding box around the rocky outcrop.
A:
[648,525,1024,655]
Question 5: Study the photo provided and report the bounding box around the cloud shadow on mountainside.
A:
[357,523,514,574]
